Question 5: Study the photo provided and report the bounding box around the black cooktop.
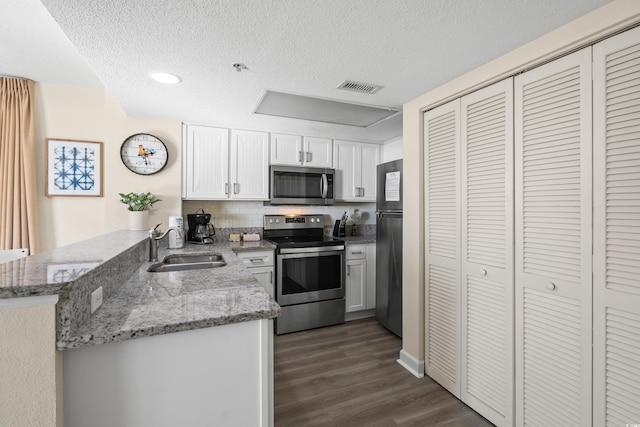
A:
[265,235,344,248]
[263,214,344,249]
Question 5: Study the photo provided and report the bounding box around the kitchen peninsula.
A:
[0,230,280,427]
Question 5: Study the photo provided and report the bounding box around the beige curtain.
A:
[0,77,39,253]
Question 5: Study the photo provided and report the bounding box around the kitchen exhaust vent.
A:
[337,80,383,94]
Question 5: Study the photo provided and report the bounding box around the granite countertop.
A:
[59,241,280,349]
[0,230,150,298]
[342,235,376,244]
[0,230,280,350]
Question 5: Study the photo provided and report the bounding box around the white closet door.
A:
[460,79,514,426]
[593,25,640,427]
[424,100,461,397]
[514,48,592,426]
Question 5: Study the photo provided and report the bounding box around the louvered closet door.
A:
[424,100,461,396]
[460,79,514,427]
[593,26,640,427]
[514,48,592,427]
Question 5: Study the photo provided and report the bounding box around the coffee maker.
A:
[186,208,215,244]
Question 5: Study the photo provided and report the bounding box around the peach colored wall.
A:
[33,84,182,252]
[401,0,640,363]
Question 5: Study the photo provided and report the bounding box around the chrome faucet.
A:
[149,223,183,262]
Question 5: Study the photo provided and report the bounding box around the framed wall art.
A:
[45,139,103,197]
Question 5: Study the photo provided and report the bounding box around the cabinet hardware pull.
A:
[347,265,350,276]
[298,151,303,162]
[225,183,229,194]
[352,250,364,254]
[234,183,239,194]
[269,271,273,284]
[306,152,311,162]
[250,258,262,263]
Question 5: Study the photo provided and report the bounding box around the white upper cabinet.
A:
[183,125,269,200]
[183,124,229,199]
[230,130,270,200]
[333,140,380,201]
[270,133,332,167]
[514,47,592,427]
[303,136,333,168]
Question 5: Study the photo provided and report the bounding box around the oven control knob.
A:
[275,219,280,224]
[269,219,273,224]
[310,218,315,223]
[315,217,320,223]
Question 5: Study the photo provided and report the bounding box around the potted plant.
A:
[118,192,161,230]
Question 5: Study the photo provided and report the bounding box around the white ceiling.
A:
[2,0,611,142]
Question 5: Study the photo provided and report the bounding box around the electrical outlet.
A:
[91,286,103,313]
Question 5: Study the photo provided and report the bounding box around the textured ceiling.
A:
[3,0,612,142]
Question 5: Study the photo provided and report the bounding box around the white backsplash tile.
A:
[183,200,375,230]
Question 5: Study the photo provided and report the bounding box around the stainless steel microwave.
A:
[269,165,334,205]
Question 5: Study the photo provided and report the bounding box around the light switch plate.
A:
[91,286,103,313]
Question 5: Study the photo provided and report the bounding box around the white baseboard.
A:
[397,349,424,378]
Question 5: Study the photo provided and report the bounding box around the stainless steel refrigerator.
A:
[375,159,402,337]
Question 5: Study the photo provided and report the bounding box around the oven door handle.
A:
[321,173,328,199]
[279,245,344,254]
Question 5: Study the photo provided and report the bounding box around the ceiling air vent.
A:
[337,80,383,94]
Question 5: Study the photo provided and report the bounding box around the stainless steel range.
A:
[263,214,345,335]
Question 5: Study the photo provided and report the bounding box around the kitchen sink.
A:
[147,253,226,272]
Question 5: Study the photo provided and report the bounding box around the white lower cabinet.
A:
[64,319,274,427]
[345,243,376,314]
[236,250,275,298]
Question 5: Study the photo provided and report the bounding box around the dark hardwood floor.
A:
[274,317,493,426]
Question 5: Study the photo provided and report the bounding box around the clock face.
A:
[120,133,168,175]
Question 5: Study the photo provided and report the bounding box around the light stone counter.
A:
[342,234,376,244]
[0,230,280,350]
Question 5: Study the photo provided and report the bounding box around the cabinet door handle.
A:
[347,265,351,276]
[360,187,365,197]
[249,258,263,263]
[225,183,229,195]
[351,250,364,255]
[298,151,304,163]
[234,183,239,194]
[269,271,273,284]
[306,152,311,162]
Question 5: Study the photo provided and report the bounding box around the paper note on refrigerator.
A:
[385,171,401,201]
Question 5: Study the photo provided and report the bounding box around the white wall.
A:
[33,83,182,252]
[381,136,403,163]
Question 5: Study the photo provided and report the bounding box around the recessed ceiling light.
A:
[149,72,181,84]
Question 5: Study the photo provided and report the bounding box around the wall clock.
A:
[120,133,168,175]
